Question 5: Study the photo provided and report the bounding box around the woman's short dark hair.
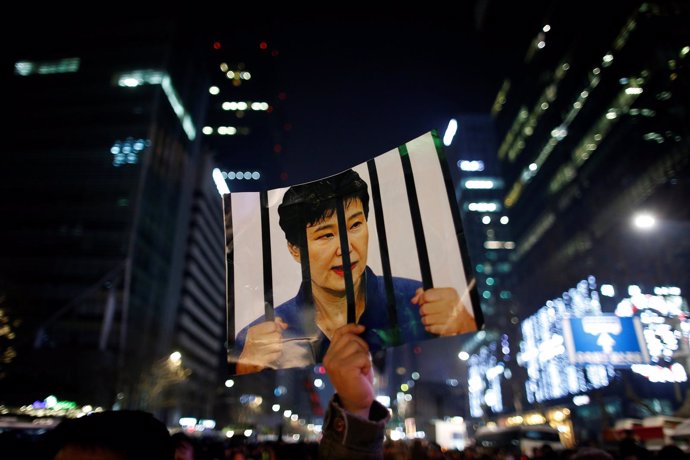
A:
[278,169,369,247]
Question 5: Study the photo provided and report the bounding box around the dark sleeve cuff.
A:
[318,394,390,460]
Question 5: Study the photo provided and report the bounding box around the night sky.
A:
[264,7,548,184]
[6,4,551,185]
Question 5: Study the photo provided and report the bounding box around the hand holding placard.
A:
[323,323,374,419]
[236,317,288,374]
[412,287,476,336]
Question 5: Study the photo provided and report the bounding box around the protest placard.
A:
[223,131,482,375]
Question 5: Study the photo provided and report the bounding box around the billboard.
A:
[562,315,650,367]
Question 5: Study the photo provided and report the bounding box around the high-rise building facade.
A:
[434,0,690,432]
[489,0,690,427]
[444,114,521,419]
[0,18,222,423]
[166,151,228,424]
[201,23,289,193]
[494,1,690,310]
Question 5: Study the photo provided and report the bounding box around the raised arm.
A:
[319,324,390,460]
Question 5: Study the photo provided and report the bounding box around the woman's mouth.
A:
[332,261,358,277]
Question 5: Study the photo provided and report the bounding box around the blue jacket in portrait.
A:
[231,267,436,369]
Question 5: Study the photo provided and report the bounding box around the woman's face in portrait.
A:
[291,198,369,295]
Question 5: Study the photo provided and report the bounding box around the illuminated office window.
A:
[14,58,80,76]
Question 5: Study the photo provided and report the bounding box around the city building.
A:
[494,0,690,310]
[0,18,225,425]
[201,21,289,193]
[167,152,228,425]
[482,0,690,439]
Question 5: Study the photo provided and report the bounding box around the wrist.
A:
[236,359,263,375]
[321,395,390,458]
[342,401,371,419]
[335,394,373,419]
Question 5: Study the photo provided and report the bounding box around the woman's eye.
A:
[350,221,362,230]
[317,233,334,240]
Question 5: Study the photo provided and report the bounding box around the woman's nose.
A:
[335,241,352,256]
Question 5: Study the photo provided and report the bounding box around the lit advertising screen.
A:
[562,315,650,367]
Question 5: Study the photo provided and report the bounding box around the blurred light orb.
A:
[633,213,656,230]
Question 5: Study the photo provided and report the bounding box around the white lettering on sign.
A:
[582,316,622,335]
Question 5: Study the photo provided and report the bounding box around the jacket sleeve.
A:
[318,394,390,460]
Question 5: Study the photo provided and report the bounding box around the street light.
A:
[142,351,191,411]
[632,212,656,230]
